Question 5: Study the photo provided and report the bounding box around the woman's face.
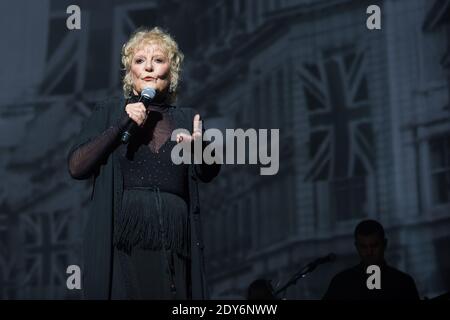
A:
[130,43,171,99]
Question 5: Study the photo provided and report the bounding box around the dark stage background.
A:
[0,0,449,299]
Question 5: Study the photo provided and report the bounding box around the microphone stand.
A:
[274,262,321,299]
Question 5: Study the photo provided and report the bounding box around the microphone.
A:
[121,87,156,144]
[306,253,336,269]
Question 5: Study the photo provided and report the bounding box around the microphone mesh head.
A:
[141,87,156,99]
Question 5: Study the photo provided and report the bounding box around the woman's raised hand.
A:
[176,114,202,144]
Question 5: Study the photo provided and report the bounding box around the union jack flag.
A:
[19,210,75,298]
[38,11,89,96]
[298,47,375,182]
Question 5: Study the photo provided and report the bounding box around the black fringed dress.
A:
[68,94,214,299]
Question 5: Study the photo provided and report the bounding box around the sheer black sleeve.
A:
[68,115,129,180]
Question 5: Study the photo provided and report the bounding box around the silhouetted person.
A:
[247,279,276,300]
[323,219,420,300]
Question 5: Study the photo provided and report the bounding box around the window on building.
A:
[433,235,450,293]
[429,134,450,205]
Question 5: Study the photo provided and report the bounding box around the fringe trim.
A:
[113,188,188,257]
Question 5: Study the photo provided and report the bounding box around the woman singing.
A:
[67,27,220,299]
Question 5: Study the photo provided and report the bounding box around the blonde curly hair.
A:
[121,27,184,104]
